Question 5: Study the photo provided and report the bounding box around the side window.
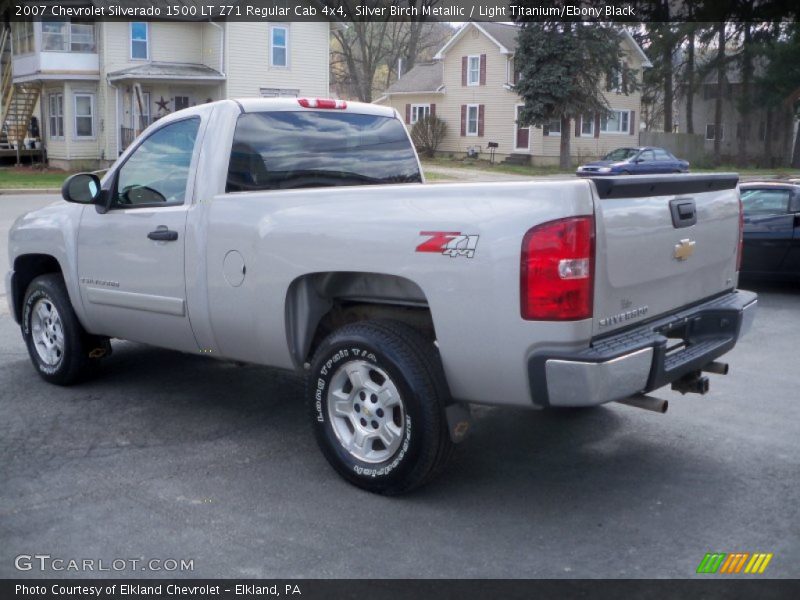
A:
[740,189,791,216]
[639,150,655,161]
[654,149,672,160]
[114,118,200,208]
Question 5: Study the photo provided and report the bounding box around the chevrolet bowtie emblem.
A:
[674,238,696,261]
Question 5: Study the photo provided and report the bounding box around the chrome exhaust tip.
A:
[702,361,729,376]
[617,394,669,414]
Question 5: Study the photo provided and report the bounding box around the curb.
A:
[0,188,60,195]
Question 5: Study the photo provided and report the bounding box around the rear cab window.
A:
[226,110,422,192]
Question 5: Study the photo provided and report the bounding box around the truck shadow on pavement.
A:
[3,340,735,519]
[1,338,763,579]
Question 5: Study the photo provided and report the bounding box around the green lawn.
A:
[0,168,72,189]
[422,157,571,177]
[422,156,800,179]
[423,170,458,182]
[691,165,800,177]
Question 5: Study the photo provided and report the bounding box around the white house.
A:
[4,16,334,169]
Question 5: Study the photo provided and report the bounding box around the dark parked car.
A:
[576,147,690,176]
[739,182,800,280]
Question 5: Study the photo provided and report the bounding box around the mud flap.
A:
[445,402,472,443]
[87,337,112,359]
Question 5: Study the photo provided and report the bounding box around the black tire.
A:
[21,274,98,385]
[307,320,454,495]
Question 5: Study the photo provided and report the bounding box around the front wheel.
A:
[21,274,100,385]
[307,320,454,495]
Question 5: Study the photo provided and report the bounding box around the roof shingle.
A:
[385,62,443,94]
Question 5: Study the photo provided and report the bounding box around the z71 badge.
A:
[416,231,479,258]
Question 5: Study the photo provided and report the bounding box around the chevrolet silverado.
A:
[6,98,757,494]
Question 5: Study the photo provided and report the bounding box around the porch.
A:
[107,62,224,153]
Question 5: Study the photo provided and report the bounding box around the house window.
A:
[260,88,300,97]
[42,22,68,51]
[69,21,96,52]
[130,22,149,60]
[43,21,96,52]
[600,110,630,134]
[467,55,480,86]
[705,124,723,141]
[12,21,34,55]
[607,63,623,93]
[270,26,288,67]
[581,114,594,136]
[466,104,479,135]
[411,104,430,124]
[548,119,562,136]
[74,93,94,138]
[174,96,191,111]
[48,94,64,139]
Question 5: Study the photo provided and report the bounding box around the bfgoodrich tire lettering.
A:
[21,274,95,385]
[308,320,454,495]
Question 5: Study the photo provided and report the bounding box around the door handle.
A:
[147,227,178,242]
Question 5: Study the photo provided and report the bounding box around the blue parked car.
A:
[576,147,690,176]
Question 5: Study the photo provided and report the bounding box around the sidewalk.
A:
[0,188,59,195]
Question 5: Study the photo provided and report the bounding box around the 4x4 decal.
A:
[416,231,479,259]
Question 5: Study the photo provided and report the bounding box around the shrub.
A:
[411,116,447,158]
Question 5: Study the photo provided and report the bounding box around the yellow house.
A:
[376,22,652,166]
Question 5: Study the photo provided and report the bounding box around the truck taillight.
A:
[736,196,744,271]
[521,216,595,321]
[298,98,347,109]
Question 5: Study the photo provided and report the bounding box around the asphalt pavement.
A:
[0,194,798,579]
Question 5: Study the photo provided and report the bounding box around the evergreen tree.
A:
[513,21,637,168]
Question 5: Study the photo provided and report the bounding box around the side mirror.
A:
[62,173,101,204]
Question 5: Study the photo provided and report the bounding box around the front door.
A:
[77,116,203,352]
[515,105,529,151]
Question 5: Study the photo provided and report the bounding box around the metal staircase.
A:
[1,25,40,151]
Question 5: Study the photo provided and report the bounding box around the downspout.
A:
[209,20,225,99]
[106,75,120,157]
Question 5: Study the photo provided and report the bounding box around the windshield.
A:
[226,111,422,192]
[602,148,639,161]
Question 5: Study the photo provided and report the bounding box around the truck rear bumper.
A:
[529,290,757,407]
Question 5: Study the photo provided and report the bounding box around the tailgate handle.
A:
[669,199,697,229]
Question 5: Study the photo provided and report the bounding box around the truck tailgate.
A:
[590,174,741,336]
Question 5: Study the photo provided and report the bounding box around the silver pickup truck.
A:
[6,98,757,494]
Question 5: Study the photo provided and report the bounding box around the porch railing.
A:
[119,116,155,153]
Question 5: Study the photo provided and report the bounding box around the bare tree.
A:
[330,1,449,102]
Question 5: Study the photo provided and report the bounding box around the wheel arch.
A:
[10,254,65,324]
[284,271,436,368]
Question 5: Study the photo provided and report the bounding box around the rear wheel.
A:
[307,320,454,495]
[21,274,102,385]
